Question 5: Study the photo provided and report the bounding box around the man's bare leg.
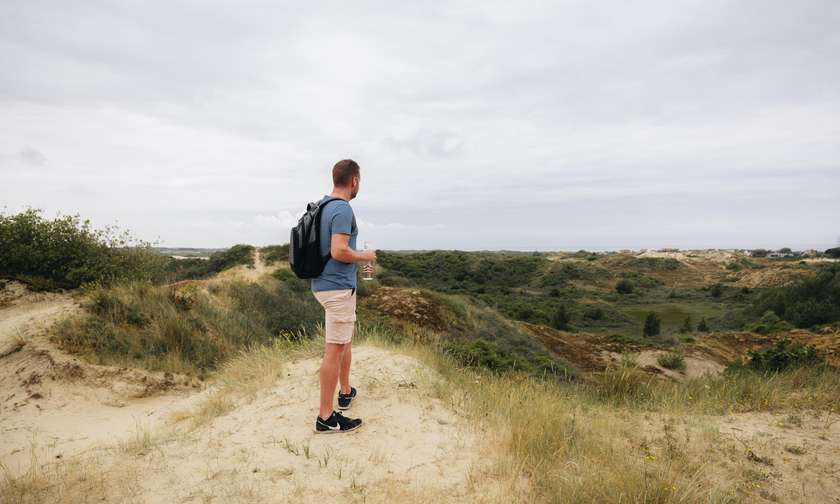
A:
[338,341,352,395]
[319,342,345,419]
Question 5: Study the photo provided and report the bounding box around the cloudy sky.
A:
[1,1,838,251]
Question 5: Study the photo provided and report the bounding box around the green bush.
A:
[552,305,571,330]
[747,339,824,372]
[746,310,793,335]
[0,208,168,289]
[207,244,255,273]
[750,265,840,328]
[643,312,661,337]
[260,244,289,264]
[657,352,686,371]
[615,279,634,294]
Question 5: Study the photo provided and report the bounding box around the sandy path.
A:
[0,295,75,356]
[53,345,485,503]
[217,249,273,282]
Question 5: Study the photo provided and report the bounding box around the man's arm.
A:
[330,233,375,264]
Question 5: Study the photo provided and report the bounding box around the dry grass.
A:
[4,325,839,503]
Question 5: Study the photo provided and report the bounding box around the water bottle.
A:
[362,241,374,281]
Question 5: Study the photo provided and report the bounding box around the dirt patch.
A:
[630,350,726,380]
[364,287,451,331]
[694,329,840,368]
[519,322,644,372]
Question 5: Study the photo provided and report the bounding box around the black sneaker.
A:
[337,387,357,410]
[314,411,362,434]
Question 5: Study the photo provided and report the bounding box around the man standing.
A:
[312,159,375,434]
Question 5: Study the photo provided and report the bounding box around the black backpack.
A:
[289,197,342,279]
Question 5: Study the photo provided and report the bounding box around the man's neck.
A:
[330,187,352,201]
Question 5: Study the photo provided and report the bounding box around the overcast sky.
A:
[1,1,838,251]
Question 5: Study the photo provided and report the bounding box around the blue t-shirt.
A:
[311,195,358,292]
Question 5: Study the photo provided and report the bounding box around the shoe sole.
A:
[313,421,363,434]
[337,400,353,410]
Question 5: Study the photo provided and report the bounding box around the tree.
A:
[643,312,661,337]
[552,305,571,330]
[697,317,709,332]
[615,279,634,294]
[679,315,693,333]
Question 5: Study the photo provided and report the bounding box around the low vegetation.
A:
[748,264,840,328]
[259,244,289,264]
[51,275,320,376]
[657,351,686,370]
[745,339,825,372]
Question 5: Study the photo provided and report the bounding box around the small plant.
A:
[679,316,693,334]
[697,317,709,332]
[657,352,686,371]
[643,312,661,337]
[784,445,806,455]
[620,353,639,368]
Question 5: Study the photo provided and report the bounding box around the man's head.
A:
[332,159,361,199]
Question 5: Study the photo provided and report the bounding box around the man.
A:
[312,159,376,434]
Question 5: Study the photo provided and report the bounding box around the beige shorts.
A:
[313,288,356,344]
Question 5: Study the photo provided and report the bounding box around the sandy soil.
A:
[0,282,206,477]
[637,411,840,503]
[22,345,487,503]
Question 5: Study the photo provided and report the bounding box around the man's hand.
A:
[360,249,376,263]
[330,234,377,264]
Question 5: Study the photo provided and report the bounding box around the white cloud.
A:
[1,0,838,250]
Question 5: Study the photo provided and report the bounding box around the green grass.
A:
[619,301,725,335]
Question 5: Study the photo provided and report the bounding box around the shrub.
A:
[207,244,255,273]
[552,305,571,330]
[615,279,634,294]
[709,283,724,298]
[657,352,686,371]
[583,307,604,320]
[0,208,168,289]
[260,244,289,264]
[697,317,709,332]
[643,312,661,337]
[747,339,825,372]
[746,310,793,335]
[750,264,840,328]
[679,316,693,334]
